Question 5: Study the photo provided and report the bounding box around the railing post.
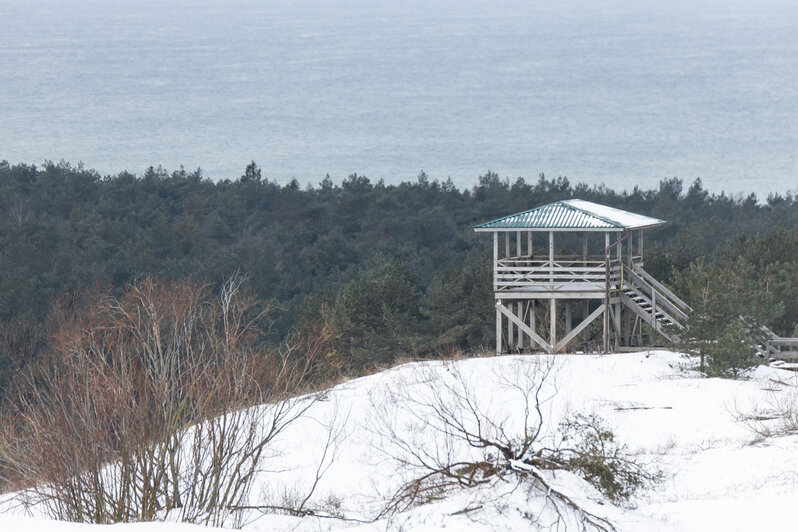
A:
[651,290,657,332]
[621,261,624,291]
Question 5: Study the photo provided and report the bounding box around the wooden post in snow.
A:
[549,231,556,351]
[517,231,523,351]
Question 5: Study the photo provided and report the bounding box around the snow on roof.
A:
[473,199,666,231]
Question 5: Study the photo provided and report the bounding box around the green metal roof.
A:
[473,199,666,231]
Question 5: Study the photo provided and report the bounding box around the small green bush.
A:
[557,414,659,504]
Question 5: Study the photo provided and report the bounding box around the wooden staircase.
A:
[617,263,690,344]
[743,319,798,364]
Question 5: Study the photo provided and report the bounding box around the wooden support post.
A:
[615,236,622,348]
[582,233,588,264]
[549,231,556,351]
[651,290,658,333]
[625,234,632,346]
[565,303,572,335]
[564,303,572,352]
[628,231,633,264]
[611,302,622,337]
[583,232,589,347]
[496,299,503,354]
[530,299,536,350]
[528,232,533,257]
[603,232,610,353]
[515,230,522,350]
[507,301,514,350]
[624,304,631,347]
[638,230,644,261]
[493,232,498,291]
[583,300,590,346]
[503,235,512,345]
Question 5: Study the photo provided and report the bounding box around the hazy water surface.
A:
[1,0,797,195]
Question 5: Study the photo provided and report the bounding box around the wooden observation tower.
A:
[474,200,690,354]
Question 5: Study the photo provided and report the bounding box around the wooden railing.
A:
[745,320,798,360]
[622,263,690,324]
[495,256,614,292]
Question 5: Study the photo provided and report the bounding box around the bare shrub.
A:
[371,358,657,531]
[736,377,798,439]
[0,275,333,526]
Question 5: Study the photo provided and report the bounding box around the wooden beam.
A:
[583,232,588,255]
[550,298,557,351]
[496,299,503,354]
[565,303,572,335]
[493,232,498,291]
[583,300,590,344]
[624,304,631,347]
[628,230,633,264]
[582,231,589,346]
[555,304,606,352]
[638,229,644,258]
[612,302,622,334]
[507,303,514,351]
[516,231,523,349]
[495,291,606,300]
[497,301,550,352]
[603,232,610,353]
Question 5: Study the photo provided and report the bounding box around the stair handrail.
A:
[630,263,691,312]
[620,291,680,342]
[622,264,689,324]
[622,284,685,331]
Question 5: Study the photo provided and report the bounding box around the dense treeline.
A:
[2,159,798,385]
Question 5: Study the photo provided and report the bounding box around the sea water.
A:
[1,0,797,195]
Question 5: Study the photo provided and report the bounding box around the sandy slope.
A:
[4,351,798,531]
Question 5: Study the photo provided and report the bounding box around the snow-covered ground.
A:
[4,351,798,531]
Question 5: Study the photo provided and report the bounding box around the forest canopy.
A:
[1,159,798,387]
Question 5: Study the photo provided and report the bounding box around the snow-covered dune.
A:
[4,351,798,531]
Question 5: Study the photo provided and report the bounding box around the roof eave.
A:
[473,227,624,232]
[472,221,666,232]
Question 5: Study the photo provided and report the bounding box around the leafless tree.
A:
[4,197,32,227]
[0,275,335,526]
[370,357,655,531]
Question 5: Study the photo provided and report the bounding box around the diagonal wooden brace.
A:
[554,304,606,352]
[496,301,551,352]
